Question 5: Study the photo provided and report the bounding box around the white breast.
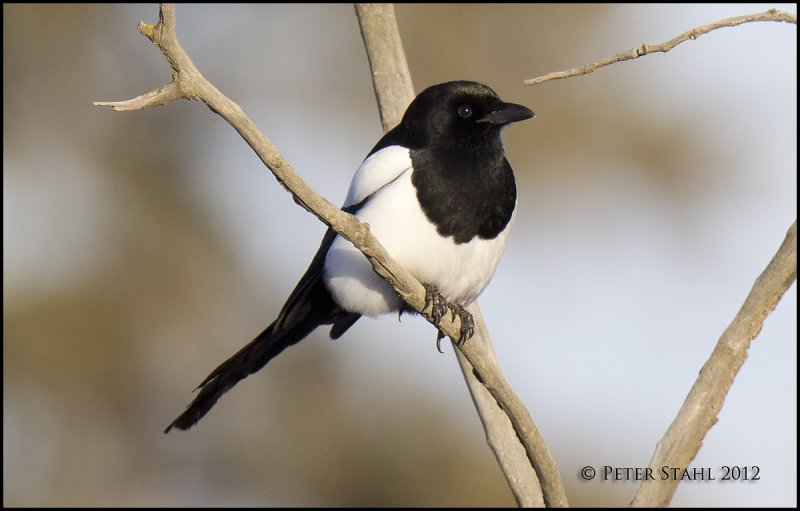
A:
[324,148,515,317]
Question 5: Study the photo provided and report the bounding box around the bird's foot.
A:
[423,284,448,327]
[447,303,475,346]
[423,284,474,351]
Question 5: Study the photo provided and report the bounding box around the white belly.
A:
[323,170,515,317]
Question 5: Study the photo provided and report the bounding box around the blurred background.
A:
[3,4,796,507]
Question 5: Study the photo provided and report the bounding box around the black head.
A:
[400,81,534,149]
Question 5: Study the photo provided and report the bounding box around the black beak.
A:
[479,102,535,125]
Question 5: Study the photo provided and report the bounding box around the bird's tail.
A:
[165,228,360,433]
[164,316,314,433]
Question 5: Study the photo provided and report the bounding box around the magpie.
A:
[165,81,533,432]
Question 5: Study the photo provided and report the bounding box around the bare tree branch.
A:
[97,4,566,506]
[94,82,181,111]
[354,4,414,133]
[354,4,564,507]
[454,305,546,507]
[95,4,468,340]
[522,7,796,506]
[525,9,796,86]
[631,221,797,507]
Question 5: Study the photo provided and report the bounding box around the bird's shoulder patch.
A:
[344,144,412,207]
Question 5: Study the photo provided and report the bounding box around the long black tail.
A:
[164,310,339,432]
[165,228,360,433]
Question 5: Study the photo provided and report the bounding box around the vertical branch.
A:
[454,306,545,507]
[354,3,566,507]
[354,3,414,131]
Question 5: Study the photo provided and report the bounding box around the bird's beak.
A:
[479,102,535,125]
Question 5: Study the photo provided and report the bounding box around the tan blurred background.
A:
[4,4,796,507]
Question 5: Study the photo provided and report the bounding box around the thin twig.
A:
[631,221,797,506]
[525,9,796,86]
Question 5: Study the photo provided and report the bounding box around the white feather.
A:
[343,145,412,207]
[324,146,515,317]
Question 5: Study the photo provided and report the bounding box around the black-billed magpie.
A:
[165,81,533,432]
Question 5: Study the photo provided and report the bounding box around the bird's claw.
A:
[423,284,448,327]
[423,284,475,350]
[436,329,446,353]
[447,303,474,345]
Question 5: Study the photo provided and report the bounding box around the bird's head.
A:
[402,81,534,148]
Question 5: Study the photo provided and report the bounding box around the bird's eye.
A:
[457,105,473,118]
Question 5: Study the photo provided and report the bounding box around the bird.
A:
[165,81,534,433]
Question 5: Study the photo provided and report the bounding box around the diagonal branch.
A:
[631,220,797,507]
[522,8,796,506]
[97,7,570,507]
[525,9,796,86]
[95,4,466,341]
